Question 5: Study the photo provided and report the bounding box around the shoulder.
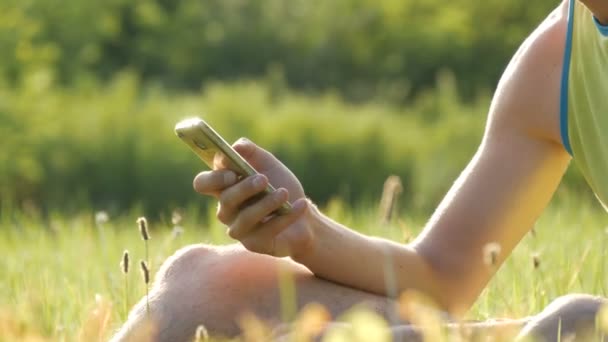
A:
[486,1,570,148]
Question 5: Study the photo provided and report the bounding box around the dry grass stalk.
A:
[121,250,130,319]
[172,210,183,226]
[140,260,150,284]
[77,294,112,342]
[238,312,272,342]
[596,304,608,337]
[532,253,541,270]
[399,219,412,243]
[398,290,444,341]
[482,243,518,314]
[121,250,129,274]
[530,226,537,237]
[194,324,209,342]
[292,303,331,341]
[171,226,185,240]
[137,217,151,302]
[483,242,502,268]
[95,211,109,226]
[140,260,150,316]
[379,175,403,225]
[137,217,150,241]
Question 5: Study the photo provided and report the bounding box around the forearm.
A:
[293,206,446,307]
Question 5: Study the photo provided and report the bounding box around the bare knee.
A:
[112,243,301,341]
[111,243,388,341]
[153,243,218,288]
[112,244,233,342]
[517,294,607,342]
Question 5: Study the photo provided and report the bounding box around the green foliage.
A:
[0,71,592,216]
[0,72,473,215]
[0,0,557,99]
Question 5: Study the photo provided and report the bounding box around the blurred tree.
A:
[0,0,556,100]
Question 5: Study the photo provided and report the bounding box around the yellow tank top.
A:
[562,0,608,208]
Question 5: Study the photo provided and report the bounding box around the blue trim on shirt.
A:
[593,16,608,36]
[560,0,575,155]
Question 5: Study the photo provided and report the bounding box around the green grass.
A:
[0,194,607,341]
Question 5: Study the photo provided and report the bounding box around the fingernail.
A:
[276,188,288,199]
[292,198,308,211]
[237,137,250,145]
[193,174,204,190]
[253,174,266,188]
[224,171,237,185]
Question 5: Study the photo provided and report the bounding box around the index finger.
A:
[193,169,239,197]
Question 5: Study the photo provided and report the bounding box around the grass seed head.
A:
[140,260,150,284]
[530,227,537,237]
[379,175,403,224]
[137,217,150,241]
[95,211,109,226]
[483,242,501,267]
[532,253,541,269]
[172,210,183,226]
[121,250,129,274]
[194,325,209,342]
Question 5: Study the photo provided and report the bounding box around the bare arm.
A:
[193,1,571,316]
[294,2,571,314]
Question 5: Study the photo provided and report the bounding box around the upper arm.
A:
[411,2,572,315]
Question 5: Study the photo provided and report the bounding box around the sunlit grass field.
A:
[1,191,607,341]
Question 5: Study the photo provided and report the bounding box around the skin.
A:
[584,0,608,24]
[112,1,608,341]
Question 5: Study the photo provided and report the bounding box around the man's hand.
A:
[193,138,315,258]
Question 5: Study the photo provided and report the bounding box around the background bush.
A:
[0,72,590,218]
[0,0,592,218]
[2,0,556,99]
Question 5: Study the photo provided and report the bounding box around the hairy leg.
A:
[111,243,399,341]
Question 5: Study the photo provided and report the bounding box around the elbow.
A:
[412,245,479,318]
[432,275,477,318]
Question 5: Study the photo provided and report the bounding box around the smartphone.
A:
[175,117,292,215]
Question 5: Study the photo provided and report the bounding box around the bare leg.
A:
[111,244,606,342]
[388,295,608,342]
[516,294,608,342]
[274,297,608,342]
[271,319,530,342]
[111,243,399,341]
